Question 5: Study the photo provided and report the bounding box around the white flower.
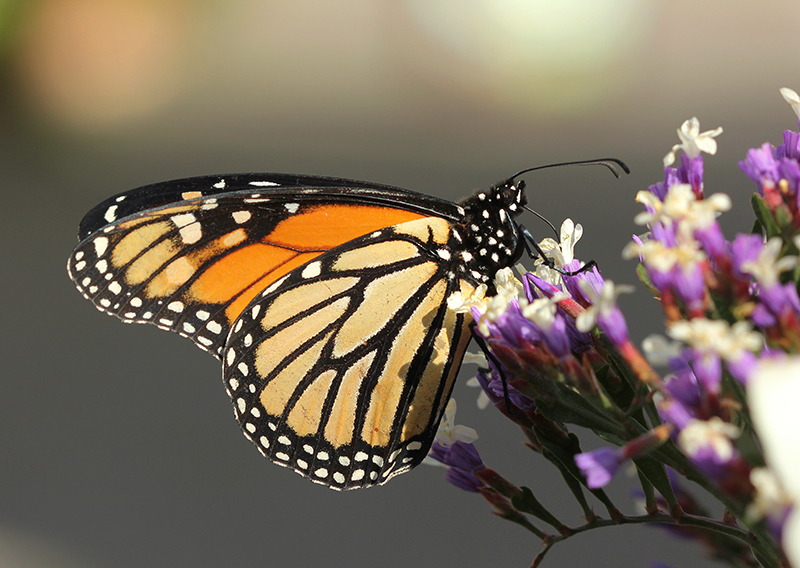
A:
[749,356,800,567]
[465,377,492,410]
[667,319,762,362]
[521,294,566,332]
[461,352,493,410]
[462,351,488,367]
[746,467,793,522]
[434,399,478,446]
[641,334,683,367]
[558,218,582,266]
[634,184,731,239]
[447,283,488,314]
[575,280,634,333]
[740,237,798,288]
[781,87,800,121]
[532,219,584,285]
[677,417,739,461]
[622,236,705,274]
[493,267,523,300]
[663,118,723,167]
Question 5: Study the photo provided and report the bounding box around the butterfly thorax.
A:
[453,179,527,289]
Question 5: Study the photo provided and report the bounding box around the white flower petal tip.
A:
[641,334,683,367]
[780,87,800,120]
[574,280,633,333]
[663,117,724,166]
[749,357,800,499]
[462,352,488,367]
[435,399,479,446]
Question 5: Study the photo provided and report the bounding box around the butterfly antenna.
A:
[507,158,630,181]
[523,205,560,238]
[509,157,629,238]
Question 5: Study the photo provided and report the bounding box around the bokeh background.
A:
[2,1,798,566]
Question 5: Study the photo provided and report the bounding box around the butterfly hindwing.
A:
[68,181,458,358]
[223,216,477,489]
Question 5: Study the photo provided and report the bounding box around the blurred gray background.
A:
[1,1,797,566]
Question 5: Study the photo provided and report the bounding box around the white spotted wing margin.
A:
[222,216,477,490]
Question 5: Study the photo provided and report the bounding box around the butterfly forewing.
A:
[223,217,476,489]
[67,181,454,358]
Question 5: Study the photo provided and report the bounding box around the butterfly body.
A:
[68,173,526,489]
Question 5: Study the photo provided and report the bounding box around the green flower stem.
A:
[532,512,777,568]
[651,443,784,566]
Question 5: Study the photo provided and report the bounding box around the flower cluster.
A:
[426,90,800,567]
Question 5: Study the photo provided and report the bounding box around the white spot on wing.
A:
[207,321,223,334]
[179,223,202,244]
[284,203,299,213]
[171,213,196,228]
[213,180,226,189]
[232,210,251,224]
[108,281,122,295]
[104,205,118,222]
[301,261,321,279]
[94,237,109,257]
[168,301,184,313]
[249,181,280,187]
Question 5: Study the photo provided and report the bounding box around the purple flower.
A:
[571,278,634,348]
[739,142,781,189]
[444,467,483,492]
[429,440,487,493]
[778,129,800,160]
[676,418,740,480]
[731,234,764,281]
[474,368,536,412]
[575,447,624,488]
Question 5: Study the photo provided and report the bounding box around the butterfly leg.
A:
[519,226,598,276]
[468,322,525,418]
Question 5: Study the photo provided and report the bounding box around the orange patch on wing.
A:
[267,205,426,249]
[222,251,322,323]
[188,243,296,308]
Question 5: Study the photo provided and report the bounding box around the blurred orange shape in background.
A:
[16,0,189,130]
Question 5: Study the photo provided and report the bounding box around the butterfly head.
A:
[454,178,529,287]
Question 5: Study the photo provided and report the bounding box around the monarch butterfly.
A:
[66,163,624,490]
